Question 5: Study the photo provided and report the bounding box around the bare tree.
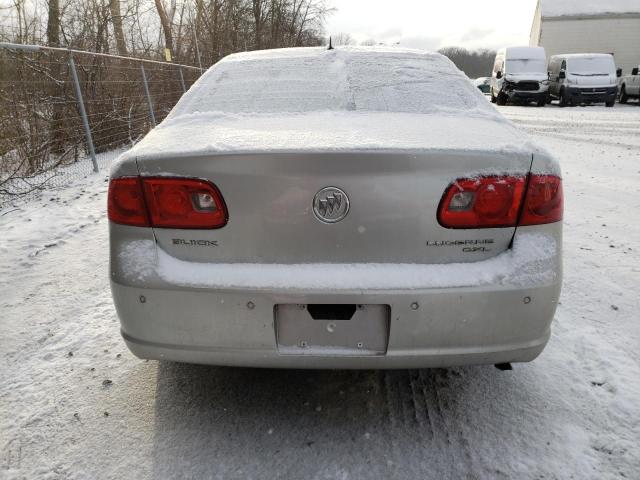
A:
[439,46,497,78]
[332,32,354,46]
[253,0,267,49]
[3,0,333,64]
[46,0,59,46]
[154,0,174,59]
[109,0,127,56]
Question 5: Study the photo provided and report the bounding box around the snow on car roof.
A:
[540,0,640,17]
[121,47,531,160]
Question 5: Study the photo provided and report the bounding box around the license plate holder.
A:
[274,304,390,356]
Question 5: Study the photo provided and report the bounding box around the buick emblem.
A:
[313,187,350,223]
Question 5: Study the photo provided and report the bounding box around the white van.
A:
[490,47,549,106]
[548,54,618,107]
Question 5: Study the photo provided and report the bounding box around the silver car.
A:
[109,47,563,369]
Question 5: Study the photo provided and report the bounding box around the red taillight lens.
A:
[142,178,228,229]
[519,174,563,226]
[108,177,228,229]
[108,177,149,227]
[438,174,563,229]
[438,176,527,228]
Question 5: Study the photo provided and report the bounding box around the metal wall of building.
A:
[531,14,640,74]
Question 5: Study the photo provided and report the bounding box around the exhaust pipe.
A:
[495,363,513,371]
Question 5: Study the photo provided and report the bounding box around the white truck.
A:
[619,66,640,103]
[490,46,549,107]
[548,54,618,107]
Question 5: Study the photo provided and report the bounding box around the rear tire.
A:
[619,86,628,104]
[559,89,569,107]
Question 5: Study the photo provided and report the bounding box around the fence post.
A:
[140,64,156,127]
[178,67,186,94]
[193,32,204,72]
[69,53,98,173]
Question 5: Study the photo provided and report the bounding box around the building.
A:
[530,0,640,74]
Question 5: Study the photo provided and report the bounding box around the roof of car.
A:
[221,45,434,62]
[170,46,496,119]
[117,47,534,160]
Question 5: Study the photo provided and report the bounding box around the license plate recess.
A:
[275,304,390,356]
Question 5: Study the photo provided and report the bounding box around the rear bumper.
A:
[111,228,562,369]
[121,328,550,369]
[113,281,556,369]
[566,86,617,104]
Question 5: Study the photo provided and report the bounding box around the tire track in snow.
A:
[525,130,640,150]
[381,369,475,478]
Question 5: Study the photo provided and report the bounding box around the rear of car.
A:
[109,47,563,369]
[549,54,618,107]
[491,47,549,106]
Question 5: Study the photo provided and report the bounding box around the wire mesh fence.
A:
[0,42,202,207]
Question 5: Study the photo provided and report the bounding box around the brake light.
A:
[108,177,228,229]
[519,174,563,226]
[108,177,149,227]
[142,178,227,229]
[438,176,527,228]
[438,174,563,229]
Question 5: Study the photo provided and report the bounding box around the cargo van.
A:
[548,54,618,107]
[490,47,549,106]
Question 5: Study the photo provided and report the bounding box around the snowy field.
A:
[1,104,639,479]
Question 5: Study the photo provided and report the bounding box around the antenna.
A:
[328,36,334,50]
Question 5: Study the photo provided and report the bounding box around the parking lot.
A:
[1,104,639,479]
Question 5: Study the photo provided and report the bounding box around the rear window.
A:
[171,48,489,117]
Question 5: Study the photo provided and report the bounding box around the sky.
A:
[326,0,540,51]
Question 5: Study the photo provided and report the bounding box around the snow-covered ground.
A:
[1,104,639,479]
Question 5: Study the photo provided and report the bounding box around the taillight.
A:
[438,174,563,229]
[519,174,563,226]
[142,178,227,229]
[108,177,149,227]
[108,177,228,229]
[438,176,527,228]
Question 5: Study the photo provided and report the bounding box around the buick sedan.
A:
[108,46,563,369]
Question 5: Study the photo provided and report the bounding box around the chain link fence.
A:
[0,42,203,207]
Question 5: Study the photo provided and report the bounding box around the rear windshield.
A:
[171,48,490,117]
[567,57,615,75]
[506,59,546,74]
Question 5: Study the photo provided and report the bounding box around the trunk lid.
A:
[138,149,532,264]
